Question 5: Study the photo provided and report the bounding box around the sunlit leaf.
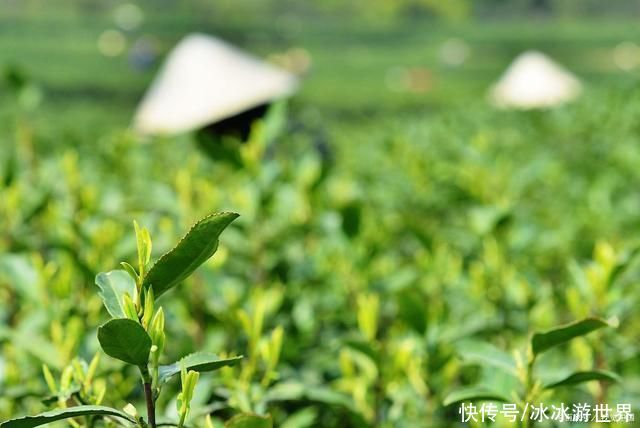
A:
[158,352,243,384]
[95,270,136,319]
[142,212,239,297]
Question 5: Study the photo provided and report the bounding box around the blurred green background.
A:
[2,0,640,141]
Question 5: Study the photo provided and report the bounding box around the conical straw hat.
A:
[134,33,298,135]
[489,50,581,109]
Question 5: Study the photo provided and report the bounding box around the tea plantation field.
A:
[1,3,640,427]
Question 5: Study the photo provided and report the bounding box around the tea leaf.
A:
[142,212,239,297]
[455,339,517,374]
[0,405,136,428]
[95,270,136,319]
[97,319,151,367]
[545,370,620,389]
[531,317,614,357]
[158,352,243,384]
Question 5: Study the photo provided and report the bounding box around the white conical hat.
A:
[489,51,581,109]
[134,33,298,135]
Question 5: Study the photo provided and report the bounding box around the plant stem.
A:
[140,367,156,428]
[144,381,156,428]
[522,358,535,428]
[177,411,187,428]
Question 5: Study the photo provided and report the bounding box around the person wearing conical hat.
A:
[489,50,581,109]
[133,33,298,139]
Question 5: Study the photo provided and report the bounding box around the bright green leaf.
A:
[225,414,272,428]
[120,262,139,284]
[0,405,136,428]
[531,317,614,357]
[280,407,317,428]
[95,270,136,319]
[97,319,151,367]
[443,386,510,406]
[545,370,620,389]
[158,352,243,384]
[142,212,239,297]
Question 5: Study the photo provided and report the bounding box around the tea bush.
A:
[1,84,639,426]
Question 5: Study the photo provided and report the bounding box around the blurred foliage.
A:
[1,84,640,425]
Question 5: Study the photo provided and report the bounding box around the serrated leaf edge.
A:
[142,212,239,294]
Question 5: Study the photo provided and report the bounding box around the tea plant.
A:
[445,317,620,427]
[1,212,273,428]
[3,62,640,425]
